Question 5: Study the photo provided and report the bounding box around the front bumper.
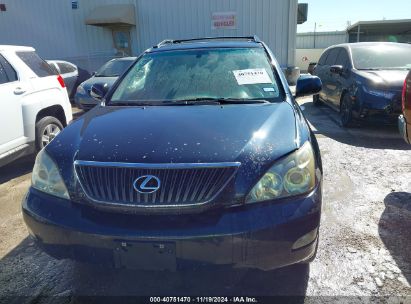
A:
[355,90,402,123]
[23,186,321,271]
[398,115,410,144]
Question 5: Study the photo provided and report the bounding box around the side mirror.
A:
[295,75,322,98]
[330,65,344,75]
[90,83,108,101]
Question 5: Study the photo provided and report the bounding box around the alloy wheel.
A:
[41,123,61,148]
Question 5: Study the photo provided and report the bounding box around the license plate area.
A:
[114,241,176,271]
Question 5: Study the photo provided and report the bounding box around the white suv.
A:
[0,45,73,167]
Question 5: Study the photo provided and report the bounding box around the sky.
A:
[297,0,411,33]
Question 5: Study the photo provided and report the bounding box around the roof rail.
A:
[154,39,175,48]
[153,36,261,48]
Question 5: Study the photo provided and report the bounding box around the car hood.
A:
[78,103,297,161]
[80,76,118,91]
[48,102,303,199]
[356,69,409,90]
[52,102,299,161]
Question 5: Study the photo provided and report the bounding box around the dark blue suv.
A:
[313,42,411,127]
[23,37,323,271]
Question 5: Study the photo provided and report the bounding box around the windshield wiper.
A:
[171,98,271,105]
[108,98,272,107]
[95,74,119,77]
[108,101,152,106]
[357,68,382,71]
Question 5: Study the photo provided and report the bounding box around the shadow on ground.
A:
[0,237,309,301]
[379,192,411,285]
[0,155,35,184]
[301,101,411,150]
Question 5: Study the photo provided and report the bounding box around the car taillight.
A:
[57,75,66,88]
[402,78,407,112]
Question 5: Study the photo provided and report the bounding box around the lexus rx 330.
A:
[23,37,323,271]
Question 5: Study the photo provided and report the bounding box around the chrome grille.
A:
[75,161,240,207]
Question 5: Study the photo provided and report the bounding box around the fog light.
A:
[292,228,318,250]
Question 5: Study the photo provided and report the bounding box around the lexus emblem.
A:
[133,175,161,194]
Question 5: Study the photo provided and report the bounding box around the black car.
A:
[74,57,136,110]
[23,37,323,272]
[313,42,411,127]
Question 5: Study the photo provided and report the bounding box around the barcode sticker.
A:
[233,68,272,85]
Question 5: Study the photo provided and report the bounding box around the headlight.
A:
[32,149,70,199]
[76,85,86,95]
[246,141,316,204]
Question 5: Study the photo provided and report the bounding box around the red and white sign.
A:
[212,12,236,30]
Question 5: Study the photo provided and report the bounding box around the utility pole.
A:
[314,22,317,48]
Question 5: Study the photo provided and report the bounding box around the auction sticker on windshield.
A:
[233,68,272,85]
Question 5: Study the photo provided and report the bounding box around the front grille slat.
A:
[151,169,157,204]
[205,168,230,200]
[128,168,134,203]
[174,169,185,202]
[75,161,239,208]
[78,167,93,197]
[95,167,104,199]
[190,169,207,202]
[182,170,196,202]
[159,169,168,203]
[114,166,120,201]
[106,167,113,201]
[198,168,219,201]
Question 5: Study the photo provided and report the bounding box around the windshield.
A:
[95,59,134,77]
[110,48,282,105]
[351,44,411,70]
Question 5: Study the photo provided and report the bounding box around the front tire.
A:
[35,116,63,151]
[340,94,354,128]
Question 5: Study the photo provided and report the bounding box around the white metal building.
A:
[0,0,298,72]
[295,31,347,72]
[297,31,347,49]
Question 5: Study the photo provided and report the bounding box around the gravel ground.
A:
[0,100,410,302]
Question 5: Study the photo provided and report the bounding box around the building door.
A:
[112,28,132,56]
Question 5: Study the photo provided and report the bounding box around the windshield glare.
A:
[351,44,411,70]
[110,48,282,105]
[95,60,133,77]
